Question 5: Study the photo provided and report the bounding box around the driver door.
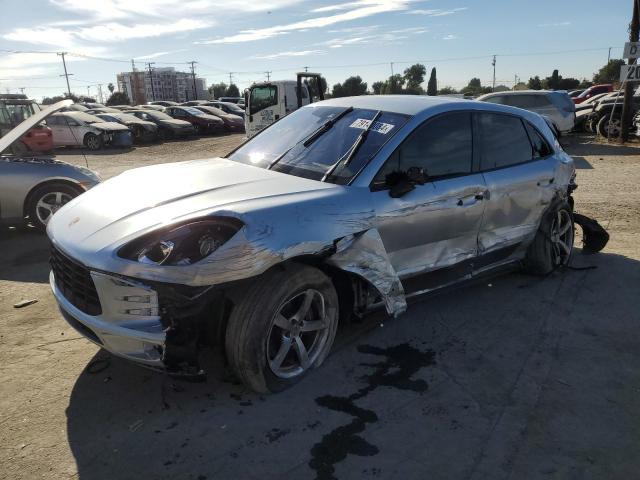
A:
[371,111,487,280]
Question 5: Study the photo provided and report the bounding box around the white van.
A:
[245,73,324,138]
[477,90,576,133]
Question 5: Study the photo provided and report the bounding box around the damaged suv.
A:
[47,96,576,393]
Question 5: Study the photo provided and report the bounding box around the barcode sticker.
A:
[349,119,395,134]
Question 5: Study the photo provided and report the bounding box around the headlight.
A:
[118,218,243,266]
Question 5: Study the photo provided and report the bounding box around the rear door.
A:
[371,111,487,279]
[47,115,73,145]
[475,112,556,264]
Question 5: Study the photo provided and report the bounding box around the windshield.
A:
[199,106,226,116]
[182,106,205,116]
[144,111,173,120]
[1,103,37,127]
[228,105,408,184]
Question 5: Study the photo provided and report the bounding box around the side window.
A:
[524,122,553,158]
[249,85,278,115]
[484,96,506,105]
[374,112,472,185]
[477,113,533,170]
[46,116,59,126]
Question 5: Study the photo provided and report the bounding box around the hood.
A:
[198,114,224,123]
[48,157,340,254]
[93,122,130,132]
[160,119,193,128]
[0,99,72,153]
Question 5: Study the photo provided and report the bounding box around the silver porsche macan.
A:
[47,95,576,393]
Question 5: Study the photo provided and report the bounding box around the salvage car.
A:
[46,112,133,150]
[165,106,225,134]
[1,100,101,229]
[95,112,159,143]
[207,100,246,119]
[193,105,245,132]
[0,94,53,154]
[478,90,575,134]
[47,96,576,393]
[128,109,196,139]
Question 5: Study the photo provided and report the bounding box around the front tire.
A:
[597,115,621,138]
[524,201,574,275]
[84,133,102,151]
[225,264,339,393]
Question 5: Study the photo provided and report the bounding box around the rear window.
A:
[477,113,533,170]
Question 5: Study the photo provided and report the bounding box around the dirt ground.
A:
[1,133,639,480]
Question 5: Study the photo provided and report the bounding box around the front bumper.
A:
[50,269,166,368]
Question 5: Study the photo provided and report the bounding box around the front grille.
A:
[50,245,102,316]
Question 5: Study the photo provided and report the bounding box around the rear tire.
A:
[524,201,574,275]
[26,183,81,231]
[597,115,621,138]
[225,264,339,393]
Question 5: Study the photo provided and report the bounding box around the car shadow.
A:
[571,156,594,169]
[54,146,135,156]
[0,225,50,283]
[562,133,640,157]
[64,250,640,480]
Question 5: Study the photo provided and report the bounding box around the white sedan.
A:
[46,111,133,150]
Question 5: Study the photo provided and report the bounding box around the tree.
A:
[107,83,115,94]
[513,82,528,91]
[381,74,405,94]
[226,84,240,97]
[208,82,228,99]
[558,77,580,90]
[543,69,561,90]
[106,92,130,106]
[438,86,457,95]
[404,63,426,94]
[331,76,368,97]
[579,78,593,89]
[527,76,543,90]
[460,78,490,96]
[593,59,625,84]
[371,81,384,95]
[42,93,81,104]
[426,67,437,96]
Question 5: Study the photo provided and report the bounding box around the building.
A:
[117,67,208,104]
[116,71,146,105]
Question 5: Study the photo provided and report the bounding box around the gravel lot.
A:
[1,133,640,480]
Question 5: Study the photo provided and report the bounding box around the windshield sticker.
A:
[349,118,395,134]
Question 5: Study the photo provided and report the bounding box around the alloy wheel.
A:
[35,191,73,226]
[550,209,574,266]
[266,289,331,379]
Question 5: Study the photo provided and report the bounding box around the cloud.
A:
[50,0,302,21]
[404,7,467,16]
[538,21,571,27]
[199,0,412,44]
[3,19,212,47]
[251,49,327,60]
[325,24,426,48]
[442,34,458,40]
[134,49,188,60]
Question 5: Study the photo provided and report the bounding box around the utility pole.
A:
[608,47,612,63]
[492,55,496,91]
[58,52,72,97]
[621,0,639,142]
[86,86,91,98]
[304,66,309,72]
[390,62,394,76]
[146,62,156,101]
[229,72,233,86]
[19,87,25,94]
[97,84,104,104]
[131,59,136,72]
[265,71,271,81]
[188,61,198,99]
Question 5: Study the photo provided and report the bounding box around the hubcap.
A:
[606,119,621,137]
[36,191,73,225]
[550,209,574,266]
[267,289,330,379]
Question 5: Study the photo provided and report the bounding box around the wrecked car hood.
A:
[48,157,343,250]
[93,122,130,132]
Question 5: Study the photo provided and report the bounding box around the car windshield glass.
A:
[115,113,139,122]
[72,113,104,124]
[182,106,204,116]
[199,107,226,116]
[227,105,408,184]
[144,111,173,120]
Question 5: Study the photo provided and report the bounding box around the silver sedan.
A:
[0,101,101,230]
[47,95,576,392]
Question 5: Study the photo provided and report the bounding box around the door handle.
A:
[537,177,554,186]
[474,193,484,201]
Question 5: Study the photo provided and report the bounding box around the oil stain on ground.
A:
[308,343,436,480]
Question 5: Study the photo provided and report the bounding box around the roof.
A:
[312,95,468,116]
[478,90,568,99]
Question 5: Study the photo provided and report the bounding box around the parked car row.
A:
[576,89,640,138]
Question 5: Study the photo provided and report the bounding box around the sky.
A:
[0,0,633,101]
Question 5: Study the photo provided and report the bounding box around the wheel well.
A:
[23,179,84,218]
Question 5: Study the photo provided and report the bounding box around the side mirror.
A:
[385,170,422,198]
